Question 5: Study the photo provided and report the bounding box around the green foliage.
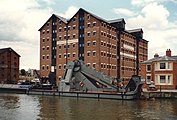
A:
[21,69,26,76]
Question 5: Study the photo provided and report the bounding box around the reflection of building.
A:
[0,47,20,84]
[141,49,177,89]
[39,8,148,84]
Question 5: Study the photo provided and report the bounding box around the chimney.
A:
[154,53,159,58]
[166,49,171,57]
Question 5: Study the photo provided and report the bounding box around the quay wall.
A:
[142,89,177,99]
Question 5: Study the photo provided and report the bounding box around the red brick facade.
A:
[39,8,148,85]
[141,49,177,89]
[0,48,20,84]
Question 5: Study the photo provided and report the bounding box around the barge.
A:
[28,60,144,100]
[0,84,32,94]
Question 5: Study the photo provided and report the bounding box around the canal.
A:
[0,93,177,120]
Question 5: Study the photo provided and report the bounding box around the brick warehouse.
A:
[0,47,20,84]
[39,8,148,85]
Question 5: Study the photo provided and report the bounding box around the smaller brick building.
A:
[141,49,177,89]
[0,47,20,84]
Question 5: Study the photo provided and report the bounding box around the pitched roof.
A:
[38,14,68,31]
[108,18,125,24]
[0,47,20,57]
[142,55,176,64]
[54,14,68,23]
[39,8,127,31]
[126,28,143,33]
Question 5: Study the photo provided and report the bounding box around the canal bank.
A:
[142,88,177,99]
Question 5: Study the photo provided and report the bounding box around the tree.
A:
[21,69,26,76]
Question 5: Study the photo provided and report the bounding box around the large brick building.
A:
[39,8,148,85]
[0,47,20,84]
[141,49,177,89]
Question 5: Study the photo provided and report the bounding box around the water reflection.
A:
[0,94,177,120]
[0,94,40,120]
[38,96,177,120]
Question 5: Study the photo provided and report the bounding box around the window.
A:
[59,45,62,49]
[59,54,61,58]
[47,22,49,26]
[103,42,106,47]
[73,44,76,48]
[87,51,90,57]
[146,65,151,71]
[168,75,171,84]
[46,65,49,69]
[59,28,62,32]
[68,26,70,30]
[68,53,70,58]
[93,63,96,68]
[42,38,45,42]
[168,62,172,69]
[87,41,90,46]
[59,65,61,69]
[160,63,166,69]
[79,26,84,29]
[42,30,45,34]
[73,34,76,39]
[73,53,76,57]
[73,25,76,30]
[104,52,106,56]
[146,75,151,84]
[47,46,49,50]
[42,55,45,59]
[93,51,96,57]
[93,41,96,46]
[47,30,49,33]
[42,66,45,70]
[80,34,84,38]
[64,27,66,31]
[47,55,49,59]
[68,45,70,48]
[87,32,90,37]
[87,63,90,66]
[68,35,70,39]
[42,46,45,50]
[87,14,90,19]
[64,54,66,58]
[93,22,96,27]
[87,23,90,28]
[160,75,166,83]
[64,64,66,69]
[79,17,84,21]
[93,31,96,36]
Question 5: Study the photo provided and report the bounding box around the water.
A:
[0,94,177,120]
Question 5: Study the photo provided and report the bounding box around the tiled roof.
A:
[142,55,176,64]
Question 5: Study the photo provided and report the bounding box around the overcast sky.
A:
[0,0,177,70]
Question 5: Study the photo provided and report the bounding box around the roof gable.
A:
[38,14,67,31]
[0,47,20,57]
